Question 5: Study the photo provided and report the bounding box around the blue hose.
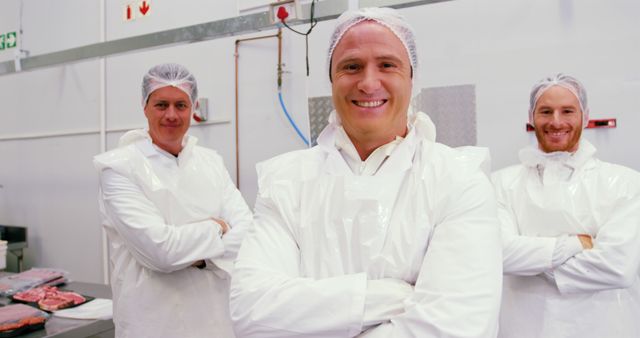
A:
[278,91,310,146]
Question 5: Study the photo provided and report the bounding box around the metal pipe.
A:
[99,0,109,285]
[236,34,279,43]
[235,41,239,189]
[277,29,283,89]
[234,31,282,189]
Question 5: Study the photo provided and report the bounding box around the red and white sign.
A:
[123,1,151,22]
[139,1,150,16]
[123,2,134,21]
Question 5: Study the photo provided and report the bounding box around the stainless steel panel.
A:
[415,84,477,147]
[307,96,334,146]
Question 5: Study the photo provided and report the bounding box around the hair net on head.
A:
[141,63,198,109]
[529,73,589,128]
[327,7,418,81]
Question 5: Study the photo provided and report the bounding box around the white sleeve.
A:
[359,172,503,338]
[551,235,584,267]
[216,166,253,259]
[362,279,413,329]
[99,168,225,273]
[493,174,557,275]
[230,194,367,338]
[553,193,640,294]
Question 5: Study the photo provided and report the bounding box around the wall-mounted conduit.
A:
[234,29,311,188]
[234,32,281,189]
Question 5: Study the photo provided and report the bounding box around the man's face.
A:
[533,85,583,153]
[330,21,412,145]
[144,86,192,153]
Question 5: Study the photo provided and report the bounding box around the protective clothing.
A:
[230,111,502,338]
[493,139,640,338]
[528,73,589,127]
[141,63,198,107]
[327,7,418,80]
[94,129,252,338]
[335,123,405,175]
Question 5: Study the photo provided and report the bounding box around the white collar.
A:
[316,110,436,175]
[519,139,596,170]
[335,126,405,176]
[519,139,597,182]
[118,129,197,164]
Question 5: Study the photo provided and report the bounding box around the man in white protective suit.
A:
[94,63,252,338]
[230,7,503,338]
[493,73,640,338]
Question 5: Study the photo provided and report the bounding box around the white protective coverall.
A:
[230,111,503,338]
[493,139,640,338]
[94,129,252,338]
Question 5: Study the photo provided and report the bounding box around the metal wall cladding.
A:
[416,84,477,147]
[307,96,334,146]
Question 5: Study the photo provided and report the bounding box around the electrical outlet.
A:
[269,0,301,24]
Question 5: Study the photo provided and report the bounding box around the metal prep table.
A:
[0,281,114,338]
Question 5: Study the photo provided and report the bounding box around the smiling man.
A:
[230,8,502,338]
[492,74,640,338]
[94,63,252,338]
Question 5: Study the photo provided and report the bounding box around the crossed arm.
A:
[99,168,242,273]
[496,179,640,293]
[230,173,502,338]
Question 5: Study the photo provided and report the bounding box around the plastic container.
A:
[0,303,50,337]
[0,268,68,296]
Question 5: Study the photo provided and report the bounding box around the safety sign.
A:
[124,1,151,21]
[0,32,17,51]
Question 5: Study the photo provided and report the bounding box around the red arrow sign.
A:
[139,1,150,15]
[126,5,132,20]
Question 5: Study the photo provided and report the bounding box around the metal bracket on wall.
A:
[0,0,452,76]
[526,118,617,131]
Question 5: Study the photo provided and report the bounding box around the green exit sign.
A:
[0,32,17,51]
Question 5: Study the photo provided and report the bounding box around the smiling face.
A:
[144,86,192,155]
[533,85,583,153]
[330,21,412,151]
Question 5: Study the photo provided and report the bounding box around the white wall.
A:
[20,0,101,56]
[0,0,638,283]
[398,0,640,171]
[0,0,20,63]
[106,0,238,40]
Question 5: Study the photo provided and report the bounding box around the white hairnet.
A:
[141,63,198,109]
[529,73,589,128]
[327,7,418,81]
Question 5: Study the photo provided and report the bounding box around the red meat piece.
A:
[0,321,22,331]
[58,291,86,305]
[13,288,45,303]
[18,316,46,325]
[38,296,74,311]
[13,285,59,303]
